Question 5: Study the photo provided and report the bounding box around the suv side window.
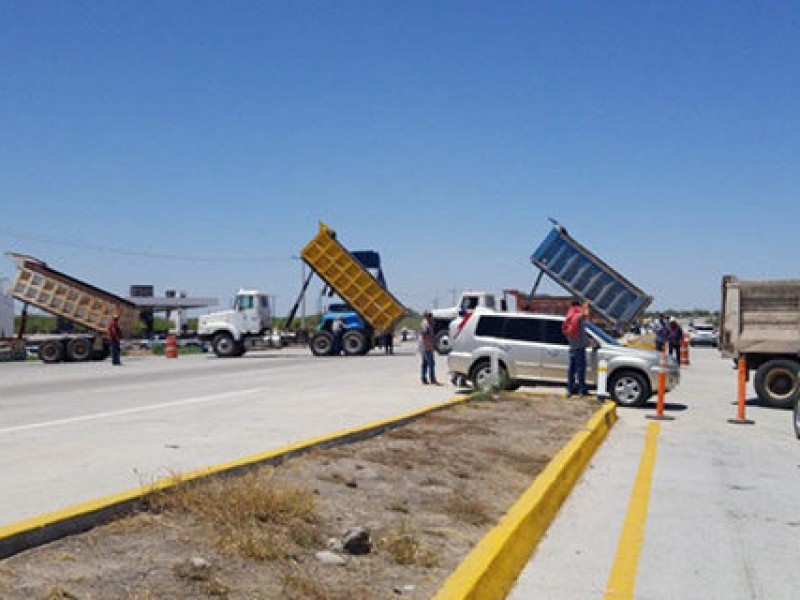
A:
[503,317,545,342]
[475,315,505,337]
[542,319,568,346]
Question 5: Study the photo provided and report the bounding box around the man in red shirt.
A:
[107,314,122,366]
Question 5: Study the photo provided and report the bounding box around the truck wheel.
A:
[609,370,650,407]
[754,359,799,409]
[212,333,239,358]
[469,360,512,392]
[67,338,92,362]
[310,331,334,356]
[434,330,452,355]
[342,330,368,356]
[39,340,64,364]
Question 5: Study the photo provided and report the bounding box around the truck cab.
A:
[198,289,272,357]
[430,291,497,354]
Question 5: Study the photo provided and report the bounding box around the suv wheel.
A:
[609,370,650,407]
[469,360,512,392]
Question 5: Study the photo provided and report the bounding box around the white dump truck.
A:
[197,289,282,357]
[720,276,800,409]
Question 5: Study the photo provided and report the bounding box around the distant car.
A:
[689,324,718,347]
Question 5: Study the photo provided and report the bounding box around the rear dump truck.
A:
[6,252,139,363]
[300,223,407,356]
[531,222,653,334]
[720,275,800,409]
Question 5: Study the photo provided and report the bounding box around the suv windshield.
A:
[587,322,619,346]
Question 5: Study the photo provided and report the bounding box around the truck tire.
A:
[39,340,64,364]
[754,359,799,409]
[310,331,334,356]
[212,333,239,358]
[67,338,92,362]
[434,330,452,355]
[469,360,512,392]
[342,330,368,356]
[609,370,650,407]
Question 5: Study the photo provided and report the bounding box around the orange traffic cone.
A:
[680,333,690,366]
[165,334,178,359]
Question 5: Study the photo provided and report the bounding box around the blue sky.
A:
[1,1,798,316]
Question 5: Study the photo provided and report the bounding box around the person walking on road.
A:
[668,319,684,364]
[107,314,122,366]
[418,311,439,384]
[563,299,589,397]
[652,314,669,354]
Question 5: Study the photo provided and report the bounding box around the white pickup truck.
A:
[430,291,497,354]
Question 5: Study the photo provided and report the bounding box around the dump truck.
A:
[530,221,652,334]
[720,276,800,409]
[6,252,140,363]
[296,222,407,356]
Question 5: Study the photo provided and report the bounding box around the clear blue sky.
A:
[1,1,798,315]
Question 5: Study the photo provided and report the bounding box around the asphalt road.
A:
[0,342,452,526]
[510,347,799,600]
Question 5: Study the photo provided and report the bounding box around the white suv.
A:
[447,308,680,407]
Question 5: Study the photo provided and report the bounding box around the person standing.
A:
[668,319,684,364]
[652,314,669,354]
[107,314,122,366]
[418,311,439,384]
[384,329,394,355]
[563,299,589,397]
[331,317,344,356]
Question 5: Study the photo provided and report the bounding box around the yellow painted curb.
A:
[0,394,472,559]
[433,401,618,600]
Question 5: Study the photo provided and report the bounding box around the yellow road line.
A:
[604,422,661,600]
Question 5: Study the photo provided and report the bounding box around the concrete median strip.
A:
[433,400,618,600]
[0,395,616,599]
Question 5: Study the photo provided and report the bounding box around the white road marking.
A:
[0,387,273,435]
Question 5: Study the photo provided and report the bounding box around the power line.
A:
[0,228,288,263]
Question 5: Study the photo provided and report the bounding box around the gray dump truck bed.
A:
[531,224,652,332]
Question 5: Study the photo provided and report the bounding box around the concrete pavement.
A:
[509,348,799,600]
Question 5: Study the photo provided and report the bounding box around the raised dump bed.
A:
[301,223,406,338]
[7,252,139,362]
[531,224,652,332]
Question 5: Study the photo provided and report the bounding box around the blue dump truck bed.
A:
[531,224,652,332]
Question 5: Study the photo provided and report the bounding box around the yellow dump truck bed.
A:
[7,253,140,336]
[301,223,406,336]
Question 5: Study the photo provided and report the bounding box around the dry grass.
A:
[280,565,371,600]
[380,521,440,568]
[146,468,320,561]
[44,585,79,600]
[445,489,492,526]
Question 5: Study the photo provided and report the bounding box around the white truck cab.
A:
[198,289,272,357]
[430,291,497,354]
